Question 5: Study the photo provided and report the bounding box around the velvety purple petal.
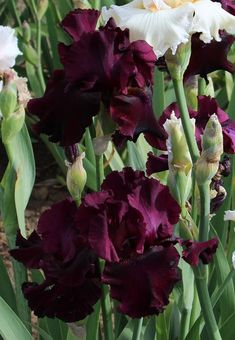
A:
[182,238,219,266]
[28,70,100,146]
[129,40,156,87]
[146,152,169,176]
[10,231,43,269]
[110,88,167,148]
[101,167,146,199]
[128,178,181,244]
[185,32,235,80]
[102,245,180,318]
[222,119,235,153]
[61,9,100,41]
[59,19,155,93]
[22,273,101,322]
[37,199,78,263]
[76,191,121,262]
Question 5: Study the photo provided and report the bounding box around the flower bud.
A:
[165,41,191,81]
[184,76,198,110]
[66,152,87,202]
[22,21,31,43]
[195,114,223,185]
[38,0,49,20]
[163,112,193,208]
[0,76,17,118]
[1,105,25,143]
[20,43,38,66]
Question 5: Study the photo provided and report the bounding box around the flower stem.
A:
[153,68,165,118]
[132,318,143,340]
[198,182,210,242]
[96,155,113,340]
[172,79,200,163]
[194,265,222,340]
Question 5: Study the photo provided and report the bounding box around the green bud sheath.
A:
[195,114,223,185]
[0,82,17,118]
[165,41,191,81]
[67,152,87,203]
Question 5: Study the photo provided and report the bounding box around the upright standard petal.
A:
[102,0,194,56]
[61,9,100,41]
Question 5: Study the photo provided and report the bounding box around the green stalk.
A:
[198,77,206,96]
[9,0,22,27]
[179,309,191,340]
[172,79,200,164]
[96,154,114,340]
[198,182,210,242]
[7,234,31,331]
[132,318,143,340]
[153,68,165,118]
[194,266,222,340]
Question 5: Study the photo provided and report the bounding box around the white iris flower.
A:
[224,210,235,221]
[102,0,235,56]
[0,26,21,71]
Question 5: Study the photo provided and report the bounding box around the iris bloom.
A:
[102,0,235,57]
[28,9,166,147]
[0,26,21,71]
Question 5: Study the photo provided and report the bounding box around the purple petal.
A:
[182,238,219,266]
[61,9,100,41]
[10,231,43,269]
[185,32,235,80]
[146,152,169,176]
[28,70,100,146]
[102,245,180,318]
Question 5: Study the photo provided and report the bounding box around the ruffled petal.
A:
[191,0,235,43]
[27,70,100,146]
[102,1,194,56]
[146,152,169,176]
[102,245,180,318]
[0,26,21,71]
[61,9,100,41]
[182,238,219,266]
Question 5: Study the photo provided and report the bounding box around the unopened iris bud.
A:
[0,75,17,118]
[232,252,235,270]
[184,76,198,110]
[22,21,31,43]
[66,152,87,203]
[224,210,235,222]
[163,112,193,209]
[165,41,191,81]
[38,0,49,20]
[195,114,223,185]
[1,105,25,143]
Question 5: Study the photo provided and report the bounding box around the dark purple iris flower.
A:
[182,238,219,266]
[28,9,164,147]
[157,96,235,154]
[10,199,101,322]
[76,167,181,317]
[146,152,169,176]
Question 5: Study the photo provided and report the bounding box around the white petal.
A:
[232,252,235,269]
[191,0,235,43]
[224,210,235,221]
[0,26,21,71]
[102,1,194,56]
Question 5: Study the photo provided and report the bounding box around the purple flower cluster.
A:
[11,168,218,321]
